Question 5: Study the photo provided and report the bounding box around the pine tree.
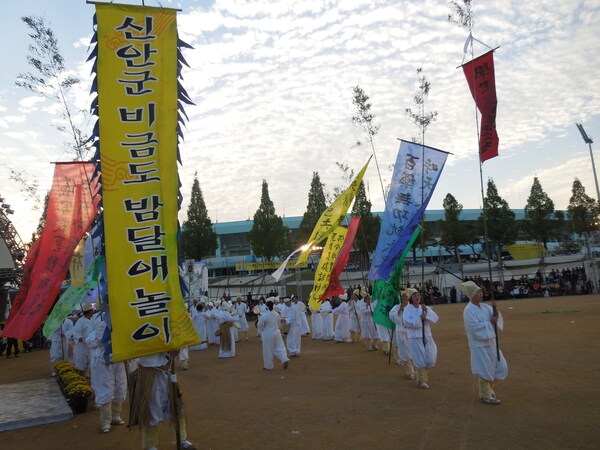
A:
[523,177,562,249]
[298,172,328,244]
[438,193,470,274]
[478,179,518,262]
[181,173,218,261]
[247,180,290,261]
[567,178,600,235]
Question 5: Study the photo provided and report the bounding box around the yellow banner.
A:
[506,243,547,260]
[96,4,199,362]
[296,156,371,266]
[308,226,347,311]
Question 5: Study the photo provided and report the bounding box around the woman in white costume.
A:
[389,289,416,380]
[402,289,439,389]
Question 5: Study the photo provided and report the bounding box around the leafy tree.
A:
[478,179,518,263]
[522,177,562,249]
[567,178,600,235]
[437,193,470,273]
[16,16,90,160]
[247,180,290,261]
[180,173,218,261]
[351,181,381,270]
[298,172,327,245]
[405,67,438,144]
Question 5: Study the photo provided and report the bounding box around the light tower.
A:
[576,123,599,200]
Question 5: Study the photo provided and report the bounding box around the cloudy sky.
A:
[1,0,599,242]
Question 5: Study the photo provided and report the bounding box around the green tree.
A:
[522,177,562,249]
[567,178,600,235]
[478,179,518,263]
[247,180,290,261]
[17,16,90,160]
[298,172,328,245]
[351,181,381,270]
[180,173,218,261]
[437,193,470,274]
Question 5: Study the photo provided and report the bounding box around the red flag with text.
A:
[462,50,499,163]
[1,163,99,340]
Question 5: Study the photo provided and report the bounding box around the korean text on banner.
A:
[307,227,348,312]
[462,50,499,163]
[95,3,199,362]
[368,141,448,281]
[2,162,99,340]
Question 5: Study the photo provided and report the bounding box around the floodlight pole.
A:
[576,123,599,293]
[576,123,599,201]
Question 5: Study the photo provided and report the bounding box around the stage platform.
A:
[0,378,72,431]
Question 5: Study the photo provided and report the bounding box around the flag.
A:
[462,50,499,163]
[307,226,347,312]
[94,3,199,361]
[2,162,99,340]
[321,216,360,299]
[295,156,371,267]
[368,140,448,281]
[372,226,420,329]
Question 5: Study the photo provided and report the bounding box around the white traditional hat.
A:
[339,293,348,301]
[284,297,291,303]
[459,281,481,300]
[352,289,360,297]
[405,288,418,298]
[81,301,94,312]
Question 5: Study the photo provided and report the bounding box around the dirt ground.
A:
[1,295,599,450]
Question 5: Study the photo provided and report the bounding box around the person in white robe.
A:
[234,296,250,341]
[389,290,415,380]
[203,303,219,345]
[256,298,269,337]
[217,302,238,358]
[257,300,290,370]
[319,300,334,341]
[402,289,439,389]
[189,301,208,351]
[49,316,74,375]
[310,305,323,340]
[71,301,95,375]
[300,303,311,336]
[358,291,379,351]
[285,296,303,356]
[129,352,196,450]
[86,311,127,433]
[460,281,508,405]
[348,292,362,343]
[332,294,351,343]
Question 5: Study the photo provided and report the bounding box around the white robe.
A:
[258,311,289,369]
[402,304,438,369]
[71,315,93,371]
[319,301,334,340]
[234,301,250,332]
[49,318,73,364]
[310,308,323,340]
[332,301,351,342]
[137,353,172,426]
[348,300,361,333]
[463,302,508,381]
[285,303,303,355]
[389,304,411,362]
[358,300,379,340]
[86,319,127,405]
[190,308,208,350]
[217,310,238,358]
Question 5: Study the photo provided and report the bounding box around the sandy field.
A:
[0,295,599,450]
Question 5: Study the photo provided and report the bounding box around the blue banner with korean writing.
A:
[368,140,448,281]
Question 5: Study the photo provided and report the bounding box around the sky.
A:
[1,0,599,243]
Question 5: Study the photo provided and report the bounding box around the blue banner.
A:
[368,140,448,280]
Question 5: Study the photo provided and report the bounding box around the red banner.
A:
[2,163,99,340]
[321,216,360,300]
[463,50,499,163]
